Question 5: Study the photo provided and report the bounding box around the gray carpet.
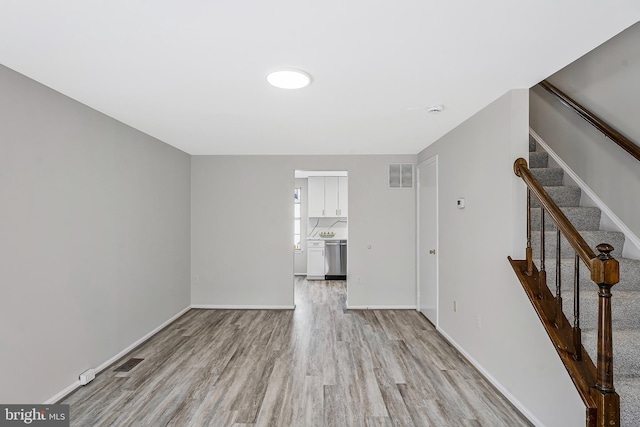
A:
[528,135,640,426]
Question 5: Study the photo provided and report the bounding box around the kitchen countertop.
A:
[307,235,348,241]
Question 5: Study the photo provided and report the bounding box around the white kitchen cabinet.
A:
[338,176,348,217]
[307,240,326,280]
[308,176,348,217]
[308,177,325,217]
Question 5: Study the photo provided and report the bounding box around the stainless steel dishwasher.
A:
[325,240,347,280]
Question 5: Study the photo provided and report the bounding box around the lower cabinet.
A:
[307,240,326,280]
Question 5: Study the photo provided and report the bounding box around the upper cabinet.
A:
[308,176,348,217]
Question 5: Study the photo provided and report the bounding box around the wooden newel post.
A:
[590,243,620,427]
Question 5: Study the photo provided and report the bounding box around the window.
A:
[294,188,301,251]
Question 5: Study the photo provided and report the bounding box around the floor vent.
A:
[114,358,144,372]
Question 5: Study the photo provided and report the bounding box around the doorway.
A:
[418,156,438,325]
[293,170,348,306]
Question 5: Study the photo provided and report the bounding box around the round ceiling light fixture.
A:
[267,69,311,89]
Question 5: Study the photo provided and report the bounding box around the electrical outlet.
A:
[453,300,457,312]
[475,314,482,329]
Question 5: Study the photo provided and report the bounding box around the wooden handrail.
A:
[513,158,620,426]
[539,80,640,163]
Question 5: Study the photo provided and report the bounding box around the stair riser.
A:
[530,187,581,208]
[530,231,625,260]
[530,207,601,231]
[583,331,640,376]
[536,259,640,292]
[531,168,564,186]
[561,293,639,331]
[529,152,549,168]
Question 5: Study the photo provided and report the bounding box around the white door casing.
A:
[418,156,438,325]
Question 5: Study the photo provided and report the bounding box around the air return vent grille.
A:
[114,358,144,372]
[388,164,414,189]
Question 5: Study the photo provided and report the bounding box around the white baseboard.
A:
[44,381,81,405]
[530,128,640,260]
[191,304,295,310]
[44,305,191,404]
[347,305,417,310]
[436,327,542,427]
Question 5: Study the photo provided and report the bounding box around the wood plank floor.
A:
[62,278,533,426]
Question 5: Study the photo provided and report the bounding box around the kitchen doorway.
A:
[293,170,348,305]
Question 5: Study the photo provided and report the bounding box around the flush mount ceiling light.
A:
[267,70,311,89]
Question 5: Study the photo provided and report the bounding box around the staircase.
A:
[528,135,640,426]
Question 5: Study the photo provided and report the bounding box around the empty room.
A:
[2,2,640,426]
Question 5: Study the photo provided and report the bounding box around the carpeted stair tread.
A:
[530,186,581,208]
[529,135,537,152]
[530,167,564,186]
[529,151,549,168]
[614,377,640,427]
[531,230,625,260]
[530,206,601,231]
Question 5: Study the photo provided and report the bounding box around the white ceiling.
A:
[0,2,638,155]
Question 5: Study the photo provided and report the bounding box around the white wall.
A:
[530,21,640,241]
[191,155,416,309]
[0,64,191,403]
[417,90,585,427]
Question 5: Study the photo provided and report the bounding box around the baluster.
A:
[526,188,533,276]
[555,229,563,328]
[538,207,546,299]
[573,253,581,361]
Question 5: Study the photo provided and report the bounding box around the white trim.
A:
[416,155,439,326]
[347,305,417,310]
[191,304,295,310]
[44,381,81,405]
[530,128,640,259]
[436,327,542,427]
[44,305,191,404]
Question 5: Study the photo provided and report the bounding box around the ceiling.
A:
[0,2,638,155]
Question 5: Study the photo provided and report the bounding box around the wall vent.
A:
[388,164,414,189]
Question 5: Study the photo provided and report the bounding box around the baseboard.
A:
[530,128,640,260]
[45,381,81,405]
[191,304,295,310]
[436,327,543,427]
[44,305,191,404]
[347,305,417,310]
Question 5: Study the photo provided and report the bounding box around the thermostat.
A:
[456,198,466,209]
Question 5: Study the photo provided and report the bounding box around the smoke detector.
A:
[426,105,444,114]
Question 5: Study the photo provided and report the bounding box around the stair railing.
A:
[510,158,620,427]
[539,80,640,163]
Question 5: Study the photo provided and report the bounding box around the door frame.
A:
[416,155,439,325]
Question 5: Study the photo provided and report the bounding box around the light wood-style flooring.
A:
[63,278,532,426]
